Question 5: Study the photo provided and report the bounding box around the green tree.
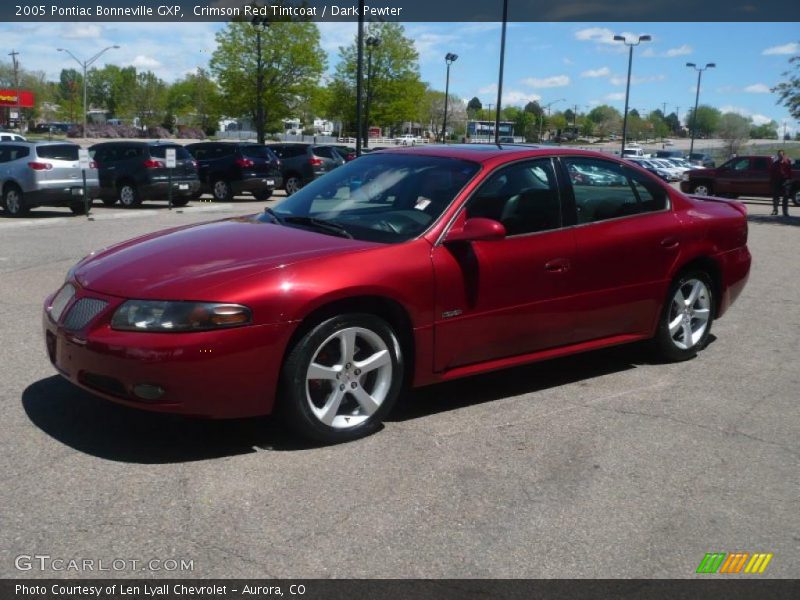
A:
[750,120,779,139]
[86,65,137,120]
[167,68,221,135]
[211,20,325,142]
[718,112,751,156]
[131,71,167,130]
[587,105,622,140]
[664,112,681,134]
[57,68,83,123]
[329,22,425,137]
[685,105,721,138]
[773,51,800,120]
[467,96,482,119]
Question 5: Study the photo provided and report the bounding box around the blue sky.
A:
[1,20,797,133]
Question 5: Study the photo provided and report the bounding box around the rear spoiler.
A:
[687,194,748,216]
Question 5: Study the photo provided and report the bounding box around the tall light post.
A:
[539,98,564,142]
[363,35,380,148]
[613,34,651,155]
[355,0,365,156]
[494,0,508,144]
[57,45,120,139]
[251,15,270,144]
[8,50,19,130]
[441,52,458,144]
[686,62,715,157]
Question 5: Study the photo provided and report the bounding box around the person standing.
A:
[769,149,793,216]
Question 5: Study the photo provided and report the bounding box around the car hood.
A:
[74,216,377,299]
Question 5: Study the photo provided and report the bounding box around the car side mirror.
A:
[445,217,506,243]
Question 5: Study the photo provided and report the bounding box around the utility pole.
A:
[573,104,578,127]
[355,0,364,156]
[494,0,508,144]
[661,102,667,116]
[9,50,19,130]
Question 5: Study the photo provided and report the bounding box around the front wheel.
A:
[171,197,190,207]
[253,189,273,202]
[691,182,712,196]
[284,176,302,196]
[2,185,28,216]
[653,271,715,362]
[118,182,141,208]
[212,179,232,202]
[279,314,404,443]
[69,201,88,215]
[793,188,800,207]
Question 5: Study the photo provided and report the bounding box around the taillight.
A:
[309,157,323,166]
[28,161,53,171]
[235,158,255,168]
[143,159,165,169]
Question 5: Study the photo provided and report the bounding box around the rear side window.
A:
[120,146,144,160]
[752,157,770,171]
[269,145,306,159]
[313,146,334,159]
[36,145,79,161]
[564,157,667,224]
[5,145,30,161]
[240,145,273,159]
[149,145,192,160]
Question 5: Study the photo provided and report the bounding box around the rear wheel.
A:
[2,185,27,217]
[793,187,800,207]
[280,314,404,443]
[254,189,273,202]
[118,182,141,208]
[285,175,302,196]
[171,197,190,207]
[691,182,712,196]
[653,271,715,362]
[69,201,88,215]
[212,179,232,202]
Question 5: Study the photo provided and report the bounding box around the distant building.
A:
[467,120,514,139]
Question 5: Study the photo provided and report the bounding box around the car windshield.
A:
[261,153,480,243]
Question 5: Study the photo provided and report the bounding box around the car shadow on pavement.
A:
[22,376,308,464]
[389,343,651,422]
[747,214,800,227]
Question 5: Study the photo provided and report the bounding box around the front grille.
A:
[62,298,108,330]
[49,284,75,322]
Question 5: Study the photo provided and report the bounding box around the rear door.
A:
[748,157,771,196]
[561,156,680,342]
[715,157,749,195]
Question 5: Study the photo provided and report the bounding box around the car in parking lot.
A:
[43,145,751,443]
[185,142,282,202]
[89,141,201,208]
[266,143,344,195]
[0,131,27,142]
[1,141,99,216]
[688,153,716,168]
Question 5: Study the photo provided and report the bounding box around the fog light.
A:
[132,383,165,402]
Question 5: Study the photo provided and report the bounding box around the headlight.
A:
[111,300,252,332]
[681,173,689,181]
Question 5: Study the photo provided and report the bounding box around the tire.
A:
[652,271,715,362]
[118,182,141,208]
[691,182,712,196]
[101,197,118,207]
[279,313,404,443]
[171,196,190,207]
[212,179,232,202]
[69,201,87,215]
[2,185,27,217]
[253,189,273,202]
[284,175,302,196]
[793,188,800,208]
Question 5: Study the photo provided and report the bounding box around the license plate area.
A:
[178,184,189,190]
[71,187,84,196]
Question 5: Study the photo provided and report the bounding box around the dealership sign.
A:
[0,90,34,107]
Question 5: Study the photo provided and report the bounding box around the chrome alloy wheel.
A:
[667,278,711,350]
[692,184,709,196]
[213,179,230,200]
[4,188,21,214]
[285,177,301,195]
[119,185,136,206]
[305,326,393,429]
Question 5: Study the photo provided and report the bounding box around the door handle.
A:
[660,237,679,249]
[545,258,571,273]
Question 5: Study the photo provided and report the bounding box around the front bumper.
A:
[43,284,294,418]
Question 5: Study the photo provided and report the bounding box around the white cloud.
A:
[664,44,693,57]
[751,114,773,126]
[744,83,771,93]
[719,105,775,126]
[317,22,357,54]
[605,92,625,101]
[610,74,666,86]
[762,42,799,55]
[581,67,610,78]
[563,57,574,65]
[522,75,570,88]
[503,90,541,106]
[61,24,102,40]
[478,83,497,95]
[574,27,652,46]
[130,55,161,69]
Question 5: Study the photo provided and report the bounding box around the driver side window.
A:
[465,159,562,236]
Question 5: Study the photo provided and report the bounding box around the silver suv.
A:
[0,142,99,217]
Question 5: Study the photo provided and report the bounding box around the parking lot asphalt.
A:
[0,193,797,579]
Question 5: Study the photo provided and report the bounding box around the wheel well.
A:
[284,295,416,387]
[116,177,136,190]
[284,170,302,181]
[2,180,21,195]
[675,256,722,314]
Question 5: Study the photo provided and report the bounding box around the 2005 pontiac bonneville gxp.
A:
[43,145,751,443]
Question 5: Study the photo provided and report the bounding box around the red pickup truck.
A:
[680,155,800,206]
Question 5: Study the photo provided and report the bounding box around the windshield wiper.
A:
[262,207,285,224]
[282,216,354,239]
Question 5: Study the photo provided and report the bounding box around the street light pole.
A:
[252,16,270,144]
[8,50,19,130]
[441,52,458,144]
[57,45,120,139]
[494,0,508,144]
[364,36,380,149]
[613,34,651,156]
[355,0,365,156]
[686,62,715,157]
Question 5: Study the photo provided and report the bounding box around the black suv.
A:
[185,142,282,201]
[266,143,344,195]
[89,141,200,207]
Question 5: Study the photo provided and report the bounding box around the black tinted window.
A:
[564,157,666,224]
[149,145,191,160]
[36,144,79,161]
[269,145,306,158]
[5,145,30,161]
[314,146,334,158]
[752,157,770,170]
[467,159,562,236]
[240,145,272,159]
[120,146,144,160]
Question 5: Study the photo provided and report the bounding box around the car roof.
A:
[372,144,613,165]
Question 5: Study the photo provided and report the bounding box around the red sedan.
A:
[43,145,751,443]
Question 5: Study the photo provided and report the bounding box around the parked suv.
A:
[266,143,344,195]
[688,153,716,168]
[89,141,200,208]
[185,142,282,201]
[1,141,99,217]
